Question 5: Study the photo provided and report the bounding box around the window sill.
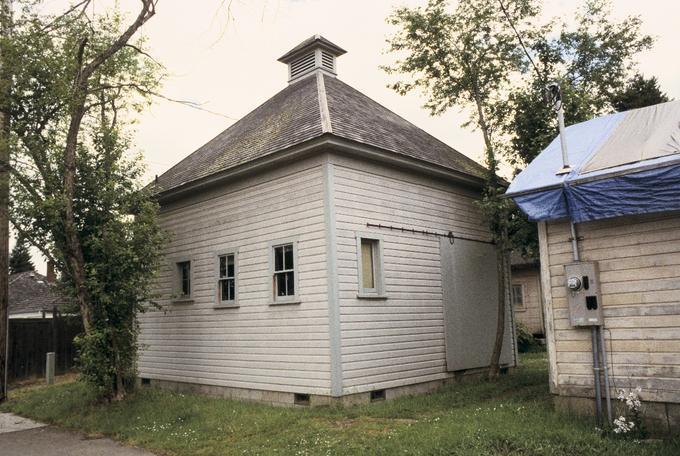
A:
[214,303,239,309]
[357,293,388,300]
[171,298,194,304]
[270,299,302,306]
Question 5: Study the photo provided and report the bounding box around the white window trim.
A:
[355,232,387,299]
[171,256,195,303]
[269,238,301,305]
[214,248,239,309]
[511,282,526,310]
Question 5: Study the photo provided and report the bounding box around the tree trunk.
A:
[489,227,509,379]
[62,84,94,333]
[59,0,157,337]
[0,0,12,403]
[470,83,509,380]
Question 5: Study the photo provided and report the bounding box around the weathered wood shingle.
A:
[154,73,486,195]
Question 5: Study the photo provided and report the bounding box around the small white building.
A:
[138,36,515,405]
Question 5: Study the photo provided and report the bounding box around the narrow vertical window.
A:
[357,235,385,298]
[361,239,376,290]
[512,284,524,307]
[273,243,295,298]
[177,261,191,297]
[218,254,236,303]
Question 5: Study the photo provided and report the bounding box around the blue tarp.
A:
[506,101,680,223]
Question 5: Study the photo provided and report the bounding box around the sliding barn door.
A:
[440,237,514,371]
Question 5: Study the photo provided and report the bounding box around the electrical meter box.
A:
[564,261,603,327]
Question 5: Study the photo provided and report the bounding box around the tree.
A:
[494,0,657,265]
[503,0,654,168]
[9,235,34,274]
[611,74,670,112]
[385,0,541,379]
[7,0,165,399]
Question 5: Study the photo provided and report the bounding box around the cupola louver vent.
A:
[321,51,335,72]
[278,35,347,84]
[290,52,316,80]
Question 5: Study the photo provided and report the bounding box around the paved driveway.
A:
[0,413,156,456]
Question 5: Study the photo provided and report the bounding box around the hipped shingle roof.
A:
[153,73,486,195]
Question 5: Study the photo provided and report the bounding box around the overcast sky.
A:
[21,0,680,272]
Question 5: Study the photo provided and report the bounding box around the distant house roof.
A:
[152,36,487,198]
[9,271,70,317]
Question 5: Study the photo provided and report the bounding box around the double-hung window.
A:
[217,253,237,306]
[271,241,299,304]
[511,284,525,308]
[356,234,385,298]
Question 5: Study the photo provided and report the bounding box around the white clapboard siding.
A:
[138,156,333,395]
[512,268,544,335]
[330,155,490,394]
[543,212,680,403]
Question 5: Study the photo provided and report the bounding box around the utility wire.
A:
[497,0,546,84]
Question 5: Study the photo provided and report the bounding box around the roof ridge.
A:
[316,72,332,134]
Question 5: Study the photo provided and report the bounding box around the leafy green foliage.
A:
[515,321,539,353]
[9,235,34,274]
[6,2,165,398]
[611,74,670,112]
[2,353,678,455]
[503,0,656,168]
[385,0,543,376]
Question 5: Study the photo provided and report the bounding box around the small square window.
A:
[176,260,191,298]
[511,284,524,307]
[356,235,385,299]
[218,254,236,303]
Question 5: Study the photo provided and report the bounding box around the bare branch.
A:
[9,218,57,264]
[0,159,44,202]
[41,0,92,32]
[124,43,165,68]
[90,82,237,120]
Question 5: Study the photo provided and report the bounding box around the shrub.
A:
[516,322,537,353]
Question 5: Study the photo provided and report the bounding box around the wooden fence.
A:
[8,316,82,382]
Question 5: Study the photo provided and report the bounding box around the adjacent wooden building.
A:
[138,36,516,405]
[507,100,680,434]
[511,255,545,337]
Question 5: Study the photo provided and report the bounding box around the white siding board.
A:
[329,155,488,393]
[138,156,332,395]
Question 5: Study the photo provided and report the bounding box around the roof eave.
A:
[155,134,486,204]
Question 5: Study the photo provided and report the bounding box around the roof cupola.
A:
[278,35,346,84]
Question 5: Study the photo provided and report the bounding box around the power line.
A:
[497,0,546,84]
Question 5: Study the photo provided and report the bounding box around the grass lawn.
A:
[1,352,678,455]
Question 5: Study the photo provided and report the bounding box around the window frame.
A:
[172,257,194,303]
[355,233,386,299]
[511,283,525,309]
[214,249,239,309]
[269,239,300,305]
